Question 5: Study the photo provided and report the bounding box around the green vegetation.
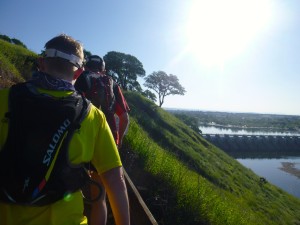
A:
[173,113,202,133]
[1,35,300,225]
[104,51,146,91]
[169,110,300,132]
[144,71,186,107]
[123,92,300,225]
[0,39,38,88]
[0,34,27,49]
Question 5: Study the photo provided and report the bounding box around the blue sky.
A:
[1,0,300,115]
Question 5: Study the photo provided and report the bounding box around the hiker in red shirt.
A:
[74,55,130,225]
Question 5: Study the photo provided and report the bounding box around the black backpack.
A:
[0,82,91,206]
[75,71,116,115]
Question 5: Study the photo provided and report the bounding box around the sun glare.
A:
[185,0,273,67]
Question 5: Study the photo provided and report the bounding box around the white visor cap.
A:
[45,49,83,68]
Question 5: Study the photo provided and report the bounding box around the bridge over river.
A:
[201,134,300,158]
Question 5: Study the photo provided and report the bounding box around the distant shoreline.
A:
[200,123,276,130]
[279,162,300,179]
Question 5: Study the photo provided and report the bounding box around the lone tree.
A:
[144,71,186,107]
[104,51,145,91]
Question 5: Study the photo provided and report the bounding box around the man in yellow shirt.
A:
[0,34,130,225]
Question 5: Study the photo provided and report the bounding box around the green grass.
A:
[123,91,300,225]
[0,39,37,87]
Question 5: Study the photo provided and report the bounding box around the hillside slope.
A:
[122,91,300,225]
[0,39,37,88]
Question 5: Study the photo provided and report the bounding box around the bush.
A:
[0,39,38,87]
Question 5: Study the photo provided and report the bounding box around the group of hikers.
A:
[0,34,131,225]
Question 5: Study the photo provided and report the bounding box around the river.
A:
[200,126,300,199]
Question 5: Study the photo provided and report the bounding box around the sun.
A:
[184,0,273,67]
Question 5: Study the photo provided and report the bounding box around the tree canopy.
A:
[142,90,157,102]
[144,71,186,107]
[103,51,145,91]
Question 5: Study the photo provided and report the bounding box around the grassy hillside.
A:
[0,39,37,88]
[1,39,300,225]
[122,91,300,225]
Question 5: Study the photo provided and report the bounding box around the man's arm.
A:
[113,84,130,148]
[101,166,130,225]
[117,112,129,148]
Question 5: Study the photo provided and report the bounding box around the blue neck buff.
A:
[29,72,75,91]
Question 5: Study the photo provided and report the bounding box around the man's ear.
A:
[38,57,46,72]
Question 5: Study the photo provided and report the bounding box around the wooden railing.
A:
[123,169,158,225]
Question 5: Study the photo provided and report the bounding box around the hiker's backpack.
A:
[75,71,116,116]
[0,82,91,206]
